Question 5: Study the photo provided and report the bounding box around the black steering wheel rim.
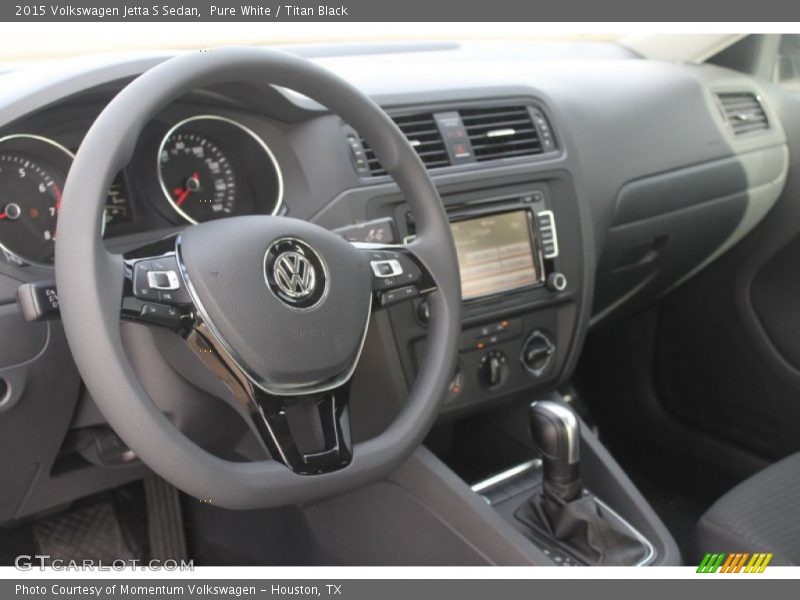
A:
[55,47,461,509]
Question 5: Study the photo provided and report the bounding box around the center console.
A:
[308,164,679,566]
[372,177,585,416]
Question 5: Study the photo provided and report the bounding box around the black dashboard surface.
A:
[0,41,789,522]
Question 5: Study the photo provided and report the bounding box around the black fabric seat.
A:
[694,452,800,566]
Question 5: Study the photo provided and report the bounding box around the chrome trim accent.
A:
[175,234,371,397]
[273,251,316,299]
[146,270,180,290]
[370,259,403,278]
[550,272,567,292]
[470,459,542,493]
[536,209,559,259]
[262,237,328,311]
[532,400,579,465]
[486,128,516,138]
[471,460,656,567]
[520,330,556,379]
[157,115,284,225]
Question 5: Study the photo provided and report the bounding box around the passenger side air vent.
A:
[716,92,769,136]
[461,105,546,161]
[361,112,450,176]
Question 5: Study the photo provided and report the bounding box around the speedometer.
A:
[159,131,237,223]
[157,115,283,224]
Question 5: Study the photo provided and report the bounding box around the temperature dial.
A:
[521,330,556,378]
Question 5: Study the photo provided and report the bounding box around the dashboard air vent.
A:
[716,92,769,136]
[361,112,450,176]
[460,105,544,161]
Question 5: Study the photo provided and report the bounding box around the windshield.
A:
[0,22,620,62]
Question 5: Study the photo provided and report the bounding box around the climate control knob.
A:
[478,349,508,389]
[521,330,556,377]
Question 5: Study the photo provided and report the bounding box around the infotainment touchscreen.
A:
[450,210,540,301]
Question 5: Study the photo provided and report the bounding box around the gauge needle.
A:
[53,183,62,212]
[174,172,200,206]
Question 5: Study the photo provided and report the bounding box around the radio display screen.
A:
[450,210,540,301]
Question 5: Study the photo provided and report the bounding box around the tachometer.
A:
[157,115,283,224]
[0,135,73,265]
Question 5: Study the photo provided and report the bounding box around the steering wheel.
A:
[55,47,461,509]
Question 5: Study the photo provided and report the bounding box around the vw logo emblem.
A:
[264,238,326,309]
[273,251,316,299]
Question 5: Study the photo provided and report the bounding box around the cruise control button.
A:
[383,251,421,283]
[147,270,180,290]
[133,262,159,301]
[158,288,192,305]
[133,256,187,302]
[370,259,404,278]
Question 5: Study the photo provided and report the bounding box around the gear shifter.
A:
[529,401,582,502]
[517,400,647,566]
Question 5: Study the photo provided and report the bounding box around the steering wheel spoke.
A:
[186,320,353,475]
[119,234,195,331]
[354,242,438,311]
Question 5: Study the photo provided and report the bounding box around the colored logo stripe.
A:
[697,553,773,573]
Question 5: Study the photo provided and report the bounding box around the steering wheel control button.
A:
[139,303,181,328]
[379,285,419,307]
[146,270,180,290]
[133,256,191,305]
[264,238,326,309]
[371,259,403,278]
[371,251,423,292]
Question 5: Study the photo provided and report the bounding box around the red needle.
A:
[174,172,200,207]
[53,183,62,212]
[174,188,191,207]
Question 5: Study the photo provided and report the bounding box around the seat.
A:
[694,451,800,566]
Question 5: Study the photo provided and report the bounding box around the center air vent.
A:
[361,112,450,176]
[461,105,546,161]
[352,103,556,177]
[716,92,769,136]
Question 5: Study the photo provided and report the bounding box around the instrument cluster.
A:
[0,114,284,266]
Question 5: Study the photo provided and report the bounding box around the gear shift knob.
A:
[529,400,581,501]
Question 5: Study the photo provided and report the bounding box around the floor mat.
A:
[32,501,137,562]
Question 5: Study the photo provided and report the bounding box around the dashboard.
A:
[0,42,790,523]
[0,110,285,267]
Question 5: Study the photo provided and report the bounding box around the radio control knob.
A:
[546,272,567,292]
